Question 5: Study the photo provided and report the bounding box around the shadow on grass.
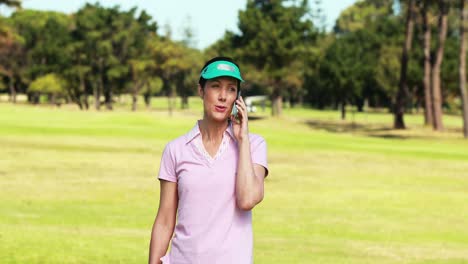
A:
[305,120,411,140]
[248,116,267,121]
[306,119,465,140]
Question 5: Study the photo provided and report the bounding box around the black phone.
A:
[231,90,241,118]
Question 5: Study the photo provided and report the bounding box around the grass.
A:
[1,98,468,264]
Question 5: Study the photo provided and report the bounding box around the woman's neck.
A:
[198,118,228,142]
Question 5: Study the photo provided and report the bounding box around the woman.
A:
[148,57,269,264]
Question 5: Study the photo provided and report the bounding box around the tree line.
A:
[1,0,468,138]
[0,1,201,114]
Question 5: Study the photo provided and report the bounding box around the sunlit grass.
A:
[1,100,468,263]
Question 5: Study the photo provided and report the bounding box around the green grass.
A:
[1,99,468,264]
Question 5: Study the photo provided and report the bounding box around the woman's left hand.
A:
[231,96,249,142]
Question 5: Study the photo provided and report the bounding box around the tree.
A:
[224,0,317,116]
[142,76,163,108]
[106,8,157,110]
[431,0,449,131]
[9,9,73,104]
[334,0,394,33]
[10,10,72,75]
[394,0,416,129]
[0,17,25,103]
[320,37,357,119]
[376,45,401,102]
[129,59,155,111]
[151,37,199,115]
[303,34,335,109]
[73,4,110,110]
[320,30,378,119]
[308,0,405,114]
[64,65,91,110]
[0,0,21,9]
[421,0,433,126]
[459,0,468,138]
[28,73,65,105]
[73,3,157,111]
[121,10,158,111]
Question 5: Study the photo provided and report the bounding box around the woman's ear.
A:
[198,84,204,98]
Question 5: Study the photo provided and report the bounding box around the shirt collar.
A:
[185,120,236,144]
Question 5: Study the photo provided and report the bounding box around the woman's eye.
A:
[229,87,236,92]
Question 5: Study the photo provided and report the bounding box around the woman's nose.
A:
[218,88,227,101]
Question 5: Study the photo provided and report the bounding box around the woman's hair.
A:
[198,56,241,90]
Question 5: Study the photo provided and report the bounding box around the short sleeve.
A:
[157,143,177,182]
[250,135,269,177]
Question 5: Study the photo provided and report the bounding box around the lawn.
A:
[1,99,468,264]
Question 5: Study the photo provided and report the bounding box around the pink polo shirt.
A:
[157,120,268,264]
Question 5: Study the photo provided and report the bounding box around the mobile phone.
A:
[231,90,241,118]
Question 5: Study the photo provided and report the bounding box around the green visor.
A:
[200,60,244,82]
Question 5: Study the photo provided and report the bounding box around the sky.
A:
[1,0,357,49]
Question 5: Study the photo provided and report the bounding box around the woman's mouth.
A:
[215,105,227,112]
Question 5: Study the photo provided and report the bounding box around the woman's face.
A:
[199,76,239,122]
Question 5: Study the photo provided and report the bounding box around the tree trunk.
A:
[76,98,83,110]
[73,91,83,110]
[271,84,282,116]
[51,94,57,106]
[297,93,303,107]
[68,87,78,109]
[459,0,468,138]
[431,0,449,131]
[181,95,189,109]
[132,80,146,111]
[341,101,346,120]
[356,97,364,112]
[131,66,139,111]
[168,85,176,116]
[394,0,416,129]
[33,93,39,104]
[83,94,89,110]
[104,86,113,110]
[144,93,151,108]
[131,80,141,112]
[75,74,85,110]
[422,0,433,126]
[272,95,283,116]
[8,77,16,103]
[94,81,101,110]
[132,91,138,111]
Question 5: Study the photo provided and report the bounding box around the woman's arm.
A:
[232,95,267,211]
[148,180,178,264]
[236,140,267,211]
